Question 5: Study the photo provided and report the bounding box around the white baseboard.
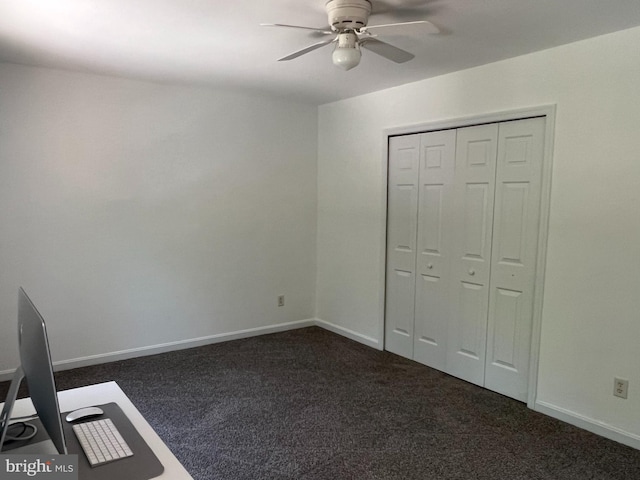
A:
[0,318,380,383]
[0,319,316,382]
[313,318,380,349]
[535,400,640,450]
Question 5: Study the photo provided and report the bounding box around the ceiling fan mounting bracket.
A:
[326,0,372,31]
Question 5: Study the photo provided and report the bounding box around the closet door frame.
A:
[379,105,556,409]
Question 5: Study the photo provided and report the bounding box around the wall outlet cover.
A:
[614,378,629,399]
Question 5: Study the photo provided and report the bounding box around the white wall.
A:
[317,26,640,444]
[0,64,318,373]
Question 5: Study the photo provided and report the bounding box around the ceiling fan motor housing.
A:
[326,0,372,31]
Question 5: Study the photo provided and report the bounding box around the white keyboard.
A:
[72,418,133,467]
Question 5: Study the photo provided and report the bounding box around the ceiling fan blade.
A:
[360,38,414,63]
[277,38,336,61]
[260,23,334,35]
[361,20,440,35]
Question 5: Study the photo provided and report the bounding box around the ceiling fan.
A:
[261,0,439,71]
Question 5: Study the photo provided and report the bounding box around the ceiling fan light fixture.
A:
[332,45,361,70]
[332,32,361,71]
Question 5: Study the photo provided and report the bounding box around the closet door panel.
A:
[447,124,498,386]
[490,288,524,368]
[458,281,488,358]
[385,135,421,359]
[414,273,448,363]
[386,269,417,343]
[485,117,545,401]
[413,130,456,370]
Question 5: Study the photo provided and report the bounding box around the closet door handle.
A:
[468,269,475,276]
[427,263,433,269]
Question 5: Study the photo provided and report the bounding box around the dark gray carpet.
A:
[2,326,639,479]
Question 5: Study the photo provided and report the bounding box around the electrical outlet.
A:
[614,378,629,399]
[277,295,285,307]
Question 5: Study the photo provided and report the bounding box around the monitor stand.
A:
[1,415,58,454]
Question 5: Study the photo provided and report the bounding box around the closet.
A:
[385,117,545,402]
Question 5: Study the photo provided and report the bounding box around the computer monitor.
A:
[0,287,67,454]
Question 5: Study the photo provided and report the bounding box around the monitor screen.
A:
[0,288,67,454]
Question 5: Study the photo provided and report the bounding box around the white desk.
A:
[4,381,193,480]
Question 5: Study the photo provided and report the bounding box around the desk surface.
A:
[6,381,193,480]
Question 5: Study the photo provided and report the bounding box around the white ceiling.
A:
[1,0,640,105]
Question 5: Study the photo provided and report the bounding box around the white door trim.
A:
[378,105,556,409]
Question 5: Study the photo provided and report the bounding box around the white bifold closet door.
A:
[385,134,421,359]
[385,117,545,403]
[385,131,456,365]
[412,130,456,371]
[483,118,545,401]
[447,123,499,386]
